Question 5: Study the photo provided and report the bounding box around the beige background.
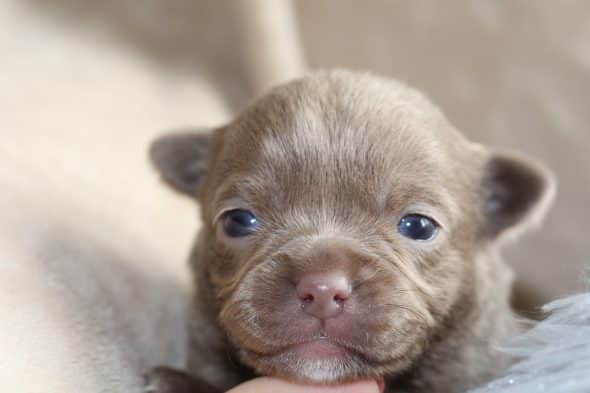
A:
[1,1,589,392]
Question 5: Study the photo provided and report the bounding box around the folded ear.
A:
[150,130,211,198]
[482,152,556,240]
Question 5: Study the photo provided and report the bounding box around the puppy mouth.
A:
[280,337,352,360]
[244,333,382,366]
[241,337,387,389]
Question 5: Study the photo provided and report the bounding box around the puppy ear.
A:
[482,152,556,240]
[150,130,210,197]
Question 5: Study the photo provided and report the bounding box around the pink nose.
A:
[296,272,352,320]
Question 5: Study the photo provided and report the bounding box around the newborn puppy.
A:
[147,70,555,393]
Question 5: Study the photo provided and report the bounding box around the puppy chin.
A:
[238,345,381,383]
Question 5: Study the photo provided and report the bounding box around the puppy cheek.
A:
[378,296,433,361]
[218,263,298,354]
[207,238,256,300]
[423,249,473,316]
[359,253,441,362]
[395,242,466,316]
[218,289,266,353]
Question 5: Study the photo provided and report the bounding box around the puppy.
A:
[146,70,555,393]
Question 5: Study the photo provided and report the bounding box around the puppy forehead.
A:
[256,107,439,170]
[214,71,473,216]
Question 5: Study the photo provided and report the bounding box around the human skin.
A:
[226,377,380,393]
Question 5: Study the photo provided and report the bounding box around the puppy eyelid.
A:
[213,207,229,221]
[401,203,447,231]
[213,207,237,226]
[212,203,256,226]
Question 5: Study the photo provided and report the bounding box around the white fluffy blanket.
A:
[470,290,590,393]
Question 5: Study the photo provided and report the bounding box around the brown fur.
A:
[147,70,555,392]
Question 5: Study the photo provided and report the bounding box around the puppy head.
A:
[151,71,555,383]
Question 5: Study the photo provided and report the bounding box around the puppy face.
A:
[151,71,554,383]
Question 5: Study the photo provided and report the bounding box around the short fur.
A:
[146,70,555,393]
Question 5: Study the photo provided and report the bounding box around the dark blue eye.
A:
[398,214,438,241]
[222,209,258,237]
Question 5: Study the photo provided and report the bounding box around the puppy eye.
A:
[398,214,438,241]
[221,209,258,237]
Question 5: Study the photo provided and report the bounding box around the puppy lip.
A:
[249,337,349,358]
[251,336,378,363]
[287,339,349,360]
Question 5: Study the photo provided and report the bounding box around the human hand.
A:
[226,377,383,393]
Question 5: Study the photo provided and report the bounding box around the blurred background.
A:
[1,1,589,390]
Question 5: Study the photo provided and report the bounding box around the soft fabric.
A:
[469,288,590,393]
[0,1,229,391]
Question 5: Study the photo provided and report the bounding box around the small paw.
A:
[143,366,220,393]
[143,366,195,393]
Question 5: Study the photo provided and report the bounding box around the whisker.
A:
[378,302,432,325]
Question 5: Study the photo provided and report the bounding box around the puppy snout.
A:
[296,272,352,320]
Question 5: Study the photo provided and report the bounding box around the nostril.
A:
[333,293,347,303]
[301,293,314,303]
